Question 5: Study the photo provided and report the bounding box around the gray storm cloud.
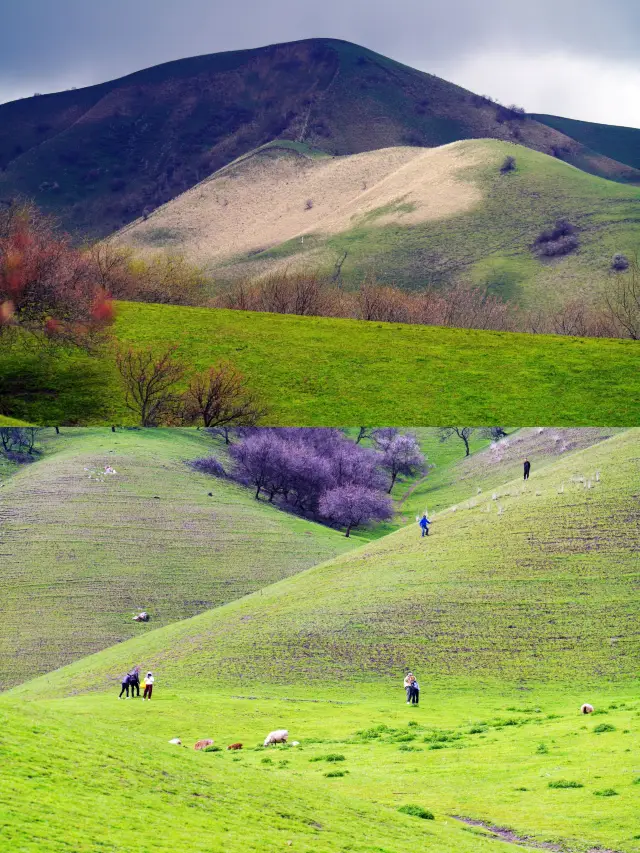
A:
[2,0,639,125]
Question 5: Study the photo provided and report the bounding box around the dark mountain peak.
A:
[1,38,637,239]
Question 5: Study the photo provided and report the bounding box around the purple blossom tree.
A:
[320,484,393,537]
[380,432,426,492]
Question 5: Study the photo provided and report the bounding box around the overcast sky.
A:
[2,0,639,127]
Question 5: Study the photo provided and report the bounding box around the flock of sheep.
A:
[169,729,293,750]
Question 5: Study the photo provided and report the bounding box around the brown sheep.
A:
[194,739,214,750]
[227,742,243,750]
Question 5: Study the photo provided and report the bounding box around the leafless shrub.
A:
[115,344,186,426]
[611,253,629,272]
[603,256,640,339]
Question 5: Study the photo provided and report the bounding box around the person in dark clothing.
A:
[523,459,531,480]
[118,674,131,699]
[418,515,431,537]
[128,668,140,698]
[411,678,420,705]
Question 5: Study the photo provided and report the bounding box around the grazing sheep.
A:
[227,742,243,750]
[581,703,594,714]
[194,739,214,751]
[264,729,289,747]
[133,611,149,622]
[168,738,182,745]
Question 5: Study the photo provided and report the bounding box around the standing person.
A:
[118,672,131,699]
[403,672,415,704]
[142,672,154,700]
[523,459,531,480]
[418,514,431,537]
[128,667,140,698]
[411,677,420,705]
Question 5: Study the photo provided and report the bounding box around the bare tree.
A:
[0,426,43,457]
[354,427,372,444]
[115,345,185,426]
[181,362,266,428]
[603,256,640,340]
[438,426,476,457]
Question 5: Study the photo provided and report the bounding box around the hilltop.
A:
[117,138,640,301]
[0,428,356,690]
[1,38,638,238]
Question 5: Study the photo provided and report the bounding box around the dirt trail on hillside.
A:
[117,142,483,269]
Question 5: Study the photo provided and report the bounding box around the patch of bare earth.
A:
[452,817,622,853]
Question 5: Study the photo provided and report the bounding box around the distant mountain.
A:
[533,113,640,173]
[1,38,638,239]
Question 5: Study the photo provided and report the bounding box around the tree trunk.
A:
[387,470,398,493]
[345,525,351,538]
[463,436,470,456]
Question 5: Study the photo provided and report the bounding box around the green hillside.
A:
[3,429,639,853]
[395,426,621,521]
[0,428,356,690]
[5,304,638,426]
[19,429,638,696]
[535,113,640,174]
[127,138,640,304]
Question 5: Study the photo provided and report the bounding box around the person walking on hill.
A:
[142,672,154,700]
[403,672,415,704]
[523,459,531,480]
[418,514,431,537]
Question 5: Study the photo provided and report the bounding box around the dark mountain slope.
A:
[1,38,637,238]
[534,113,640,176]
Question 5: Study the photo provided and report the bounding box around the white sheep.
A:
[581,703,594,715]
[264,729,289,747]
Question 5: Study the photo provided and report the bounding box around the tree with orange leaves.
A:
[0,202,113,347]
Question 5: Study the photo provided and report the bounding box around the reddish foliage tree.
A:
[0,203,113,345]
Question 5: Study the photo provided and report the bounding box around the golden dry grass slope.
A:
[117,141,482,269]
[116,138,640,305]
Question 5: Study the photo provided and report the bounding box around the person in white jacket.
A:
[142,672,154,700]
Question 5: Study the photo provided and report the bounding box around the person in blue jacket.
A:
[418,514,431,537]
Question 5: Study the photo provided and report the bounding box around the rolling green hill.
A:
[4,303,638,426]
[395,426,621,521]
[3,429,638,853]
[18,429,638,696]
[0,428,356,690]
[1,38,637,239]
[119,138,640,303]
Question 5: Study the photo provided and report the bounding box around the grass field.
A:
[3,429,638,852]
[7,302,637,426]
[0,428,356,690]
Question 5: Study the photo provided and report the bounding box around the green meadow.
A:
[4,303,637,425]
[0,428,357,690]
[1,429,637,851]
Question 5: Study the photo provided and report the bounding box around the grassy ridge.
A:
[115,303,638,425]
[395,426,620,520]
[17,430,638,698]
[225,140,640,302]
[4,303,639,426]
[0,428,356,690]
